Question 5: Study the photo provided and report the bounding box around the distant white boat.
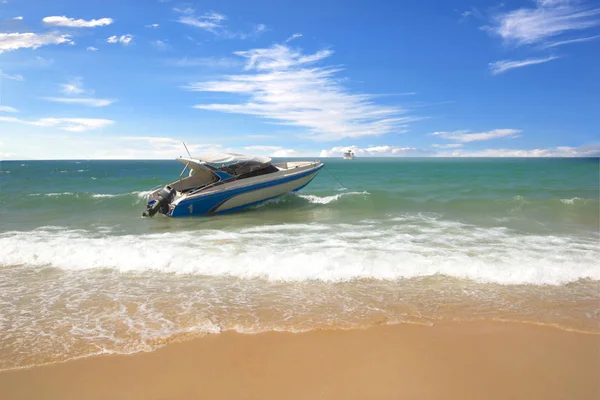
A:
[343,150,355,160]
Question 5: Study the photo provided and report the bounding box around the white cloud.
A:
[244,145,297,157]
[187,44,417,141]
[485,0,600,46]
[236,24,267,40]
[42,97,115,107]
[168,57,242,68]
[87,46,98,51]
[151,40,168,50]
[176,11,226,33]
[0,70,23,81]
[0,106,18,112]
[117,137,223,157]
[51,78,114,107]
[13,16,23,20]
[489,56,559,74]
[173,7,195,15]
[0,116,114,132]
[542,34,600,48]
[107,34,133,45]
[441,144,600,157]
[175,9,265,39]
[320,145,434,157]
[146,23,159,28]
[34,56,54,67]
[271,149,297,157]
[317,143,600,158]
[244,145,283,152]
[432,129,521,142]
[285,33,302,43]
[431,143,463,148]
[0,32,72,53]
[42,16,113,28]
[60,78,87,95]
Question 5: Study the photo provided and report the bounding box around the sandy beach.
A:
[0,321,598,400]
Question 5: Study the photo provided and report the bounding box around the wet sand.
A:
[0,321,598,400]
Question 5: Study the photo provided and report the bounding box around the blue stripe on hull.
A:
[170,165,322,217]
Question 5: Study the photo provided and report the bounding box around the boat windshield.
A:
[215,160,270,176]
[177,153,275,178]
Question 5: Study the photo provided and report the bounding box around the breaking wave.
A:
[1,215,598,285]
[296,191,370,204]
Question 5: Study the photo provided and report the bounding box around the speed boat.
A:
[143,152,324,217]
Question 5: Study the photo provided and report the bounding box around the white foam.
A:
[134,191,151,199]
[27,191,150,199]
[1,216,598,286]
[560,197,581,205]
[296,191,370,204]
[44,192,75,197]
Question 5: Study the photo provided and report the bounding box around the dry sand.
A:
[0,321,598,400]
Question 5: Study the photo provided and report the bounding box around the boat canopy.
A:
[177,152,274,178]
[177,152,271,167]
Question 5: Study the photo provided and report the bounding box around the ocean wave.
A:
[44,192,76,197]
[1,216,598,285]
[296,191,370,204]
[134,190,152,199]
[25,191,151,199]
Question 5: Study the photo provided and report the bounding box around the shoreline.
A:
[2,317,598,374]
[1,321,598,400]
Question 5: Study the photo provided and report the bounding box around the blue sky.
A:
[0,0,598,159]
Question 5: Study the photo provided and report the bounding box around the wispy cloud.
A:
[460,7,484,22]
[285,33,302,43]
[320,145,435,157]
[47,78,114,107]
[168,56,242,68]
[0,105,18,112]
[176,10,226,33]
[174,8,266,39]
[107,34,133,45]
[151,40,169,50]
[186,44,417,141]
[485,0,600,46]
[60,77,87,95]
[42,16,113,28]
[118,137,222,156]
[13,16,23,20]
[42,97,115,107]
[440,144,600,157]
[236,24,267,40]
[146,23,159,28]
[432,129,521,142]
[87,46,98,52]
[0,70,24,81]
[542,34,600,48]
[431,143,463,148]
[489,56,559,75]
[0,32,72,53]
[319,143,600,158]
[0,116,114,132]
[243,145,297,157]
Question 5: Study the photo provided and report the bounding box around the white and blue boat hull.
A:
[159,163,323,217]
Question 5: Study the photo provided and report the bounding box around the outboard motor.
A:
[142,186,176,217]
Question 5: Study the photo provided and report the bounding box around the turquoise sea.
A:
[1,158,599,370]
